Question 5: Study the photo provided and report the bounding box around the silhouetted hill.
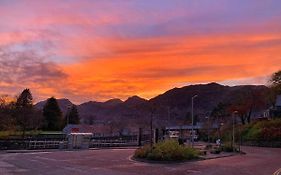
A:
[149,83,269,120]
[123,96,147,107]
[35,83,270,125]
[103,98,123,107]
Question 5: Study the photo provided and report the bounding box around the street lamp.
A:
[191,95,198,148]
[232,111,238,152]
[205,116,210,144]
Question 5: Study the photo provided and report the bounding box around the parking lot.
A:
[0,146,280,175]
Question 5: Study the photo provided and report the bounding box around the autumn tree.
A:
[229,87,268,124]
[43,97,63,130]
[0,95,16,131]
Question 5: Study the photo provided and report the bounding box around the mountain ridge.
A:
[35,83,269,124]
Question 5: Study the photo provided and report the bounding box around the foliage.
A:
[14,89,42,137]
[43,97,63,130]
[0,96,16,131]
[211,102,229,122]
[269,70,281,94]
[268,70,281,106]
[16,89,33,108]
[134,145,152,158]
[222,142,234,152]
[229,87,268,124]
[241,119,281,141]
[134,140,199,161]
[64,105,80,126]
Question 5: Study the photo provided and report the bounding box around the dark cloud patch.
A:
[0,48,67,87]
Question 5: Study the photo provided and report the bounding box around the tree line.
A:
[0,89,80,137]
[209,70,281,125]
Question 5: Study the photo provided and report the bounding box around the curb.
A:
[199,151,246,160]
[130,156,203,165]
[3,147,139,154]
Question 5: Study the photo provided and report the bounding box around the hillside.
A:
[35,83,270,125]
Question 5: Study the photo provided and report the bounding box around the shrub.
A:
[134,140,199,161]
[241,119,281,141]
[134,145,151,158]
[222,142,234,152]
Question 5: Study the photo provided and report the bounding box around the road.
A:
[0,146,280,175]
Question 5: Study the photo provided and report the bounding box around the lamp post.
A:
[150,104,155,148]
[205,116,210,144]
[191,95,198,148]
[232,111,238,152]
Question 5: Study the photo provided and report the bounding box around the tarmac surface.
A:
[0,146,280,175]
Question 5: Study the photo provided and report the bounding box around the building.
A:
[165,122,219,140]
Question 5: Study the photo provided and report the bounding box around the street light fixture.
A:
[191,95,198,148]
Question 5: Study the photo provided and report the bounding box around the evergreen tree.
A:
[16,89,33,108]
[43,97,63,130]
[15,89,37,137]
[64,105,80,126]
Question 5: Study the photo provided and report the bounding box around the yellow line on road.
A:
[273,168,281,175]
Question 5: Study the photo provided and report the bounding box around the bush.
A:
[134,140,199,161]
[242,119,281,141]
[222,142,234,152]
[134,145,151,158]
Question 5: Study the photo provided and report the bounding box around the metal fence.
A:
[0,139,67,150]
[90,134,151,148]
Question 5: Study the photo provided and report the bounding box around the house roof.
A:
[276,95,281,107]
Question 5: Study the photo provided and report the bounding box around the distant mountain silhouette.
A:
[35,83,269,124]
[123,96,147,107]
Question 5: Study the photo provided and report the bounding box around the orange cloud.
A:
[1,1,281,103]
[56,32,281,102]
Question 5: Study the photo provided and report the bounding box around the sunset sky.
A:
[0,0,281,103]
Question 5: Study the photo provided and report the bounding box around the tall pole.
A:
[232,114,235,152]
[206,116,210,144]
[150,111,153,148]
[191,95,198,148]
[232,111,238,152]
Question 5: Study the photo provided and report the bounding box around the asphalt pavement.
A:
[0,146,280,175]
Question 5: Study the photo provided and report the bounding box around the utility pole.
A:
[191,95,198,148]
